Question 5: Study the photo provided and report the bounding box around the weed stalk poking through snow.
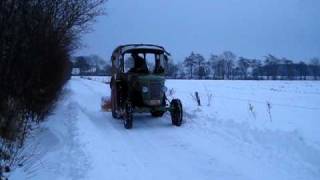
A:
[191,92,201,106]
[204,86,213,106]
[167,88,176,100]
[267,101,273,122]
[248,102,256,120]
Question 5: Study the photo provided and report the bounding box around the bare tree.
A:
[184,52,197,79]
[193,53,206,79]
[238,57,251,79]
[297,61,308,80]
[282,58,295,80]
[310,58,320,80]
[166,61,179,79]
[208,54,219,79]
[264,54,280,80]
[220,51,236,79]
[251,59,262,80]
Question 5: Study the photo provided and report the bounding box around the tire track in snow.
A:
[74,79,241,180]
[73,79,160,179]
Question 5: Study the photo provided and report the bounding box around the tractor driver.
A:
[129,52,149,74]
[127,52,148,106]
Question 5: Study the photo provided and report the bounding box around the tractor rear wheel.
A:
[111,83,120,119]
[170,99,183,126]
[124,102,133,129]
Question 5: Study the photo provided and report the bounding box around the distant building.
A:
[85,67,97,73]
[72,68,80,75]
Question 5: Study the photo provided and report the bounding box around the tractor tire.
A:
[124,102,133,129]
[111,84,120,119]
[170,99,183,126]
[151,111,165,117]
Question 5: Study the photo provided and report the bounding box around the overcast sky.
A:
[77,0,320,62]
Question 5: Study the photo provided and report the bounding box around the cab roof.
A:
[112,44,171,57]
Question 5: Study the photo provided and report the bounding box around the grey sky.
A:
[77,0,320,62]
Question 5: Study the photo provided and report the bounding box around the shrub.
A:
[0,0,106,171]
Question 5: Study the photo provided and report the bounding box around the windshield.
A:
[123,53,167,74]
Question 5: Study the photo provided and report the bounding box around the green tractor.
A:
[110,44,183,129]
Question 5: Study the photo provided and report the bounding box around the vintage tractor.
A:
[110,44,183,129]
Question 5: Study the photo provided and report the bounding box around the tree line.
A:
[166,52,320,80]
[72,51,319,80]
[0,0,106,174]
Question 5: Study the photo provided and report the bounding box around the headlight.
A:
[142,86,149,93]
[162,86,168,92]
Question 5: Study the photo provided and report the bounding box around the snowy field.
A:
[11,77,320,180]
[78,76,111,83]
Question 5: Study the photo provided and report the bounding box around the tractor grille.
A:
[149,82,161,100]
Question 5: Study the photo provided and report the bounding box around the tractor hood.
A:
[138,75,165,106]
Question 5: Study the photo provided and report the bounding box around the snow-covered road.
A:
[11,78,320,180]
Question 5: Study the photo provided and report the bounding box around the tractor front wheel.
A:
[170,99,183,126]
